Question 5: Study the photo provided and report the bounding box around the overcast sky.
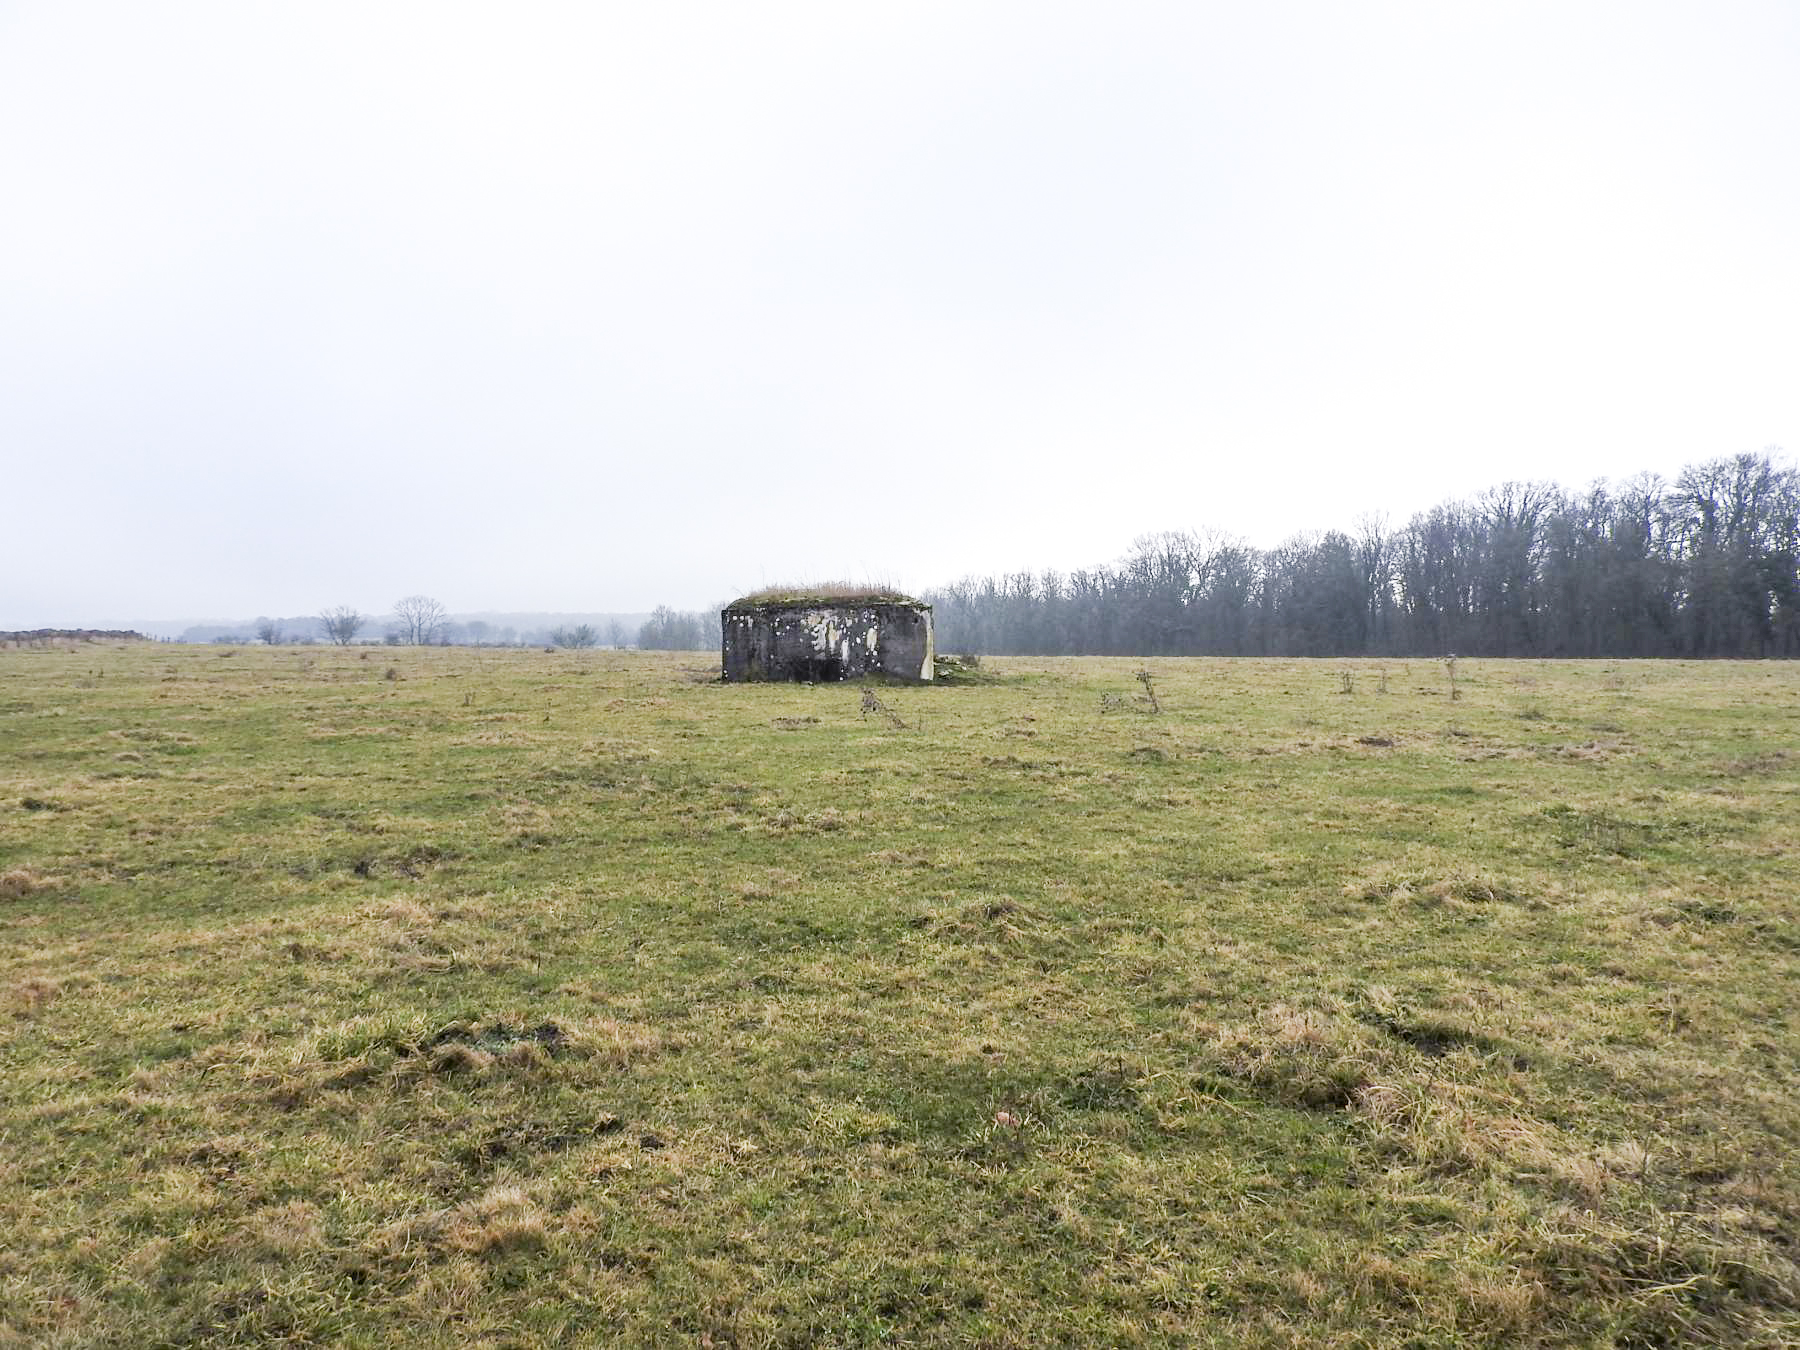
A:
[3,2,1796,626]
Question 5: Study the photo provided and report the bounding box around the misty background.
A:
[3,3,1796,631]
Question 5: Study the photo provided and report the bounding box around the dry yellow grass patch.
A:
[1208,1003,1385,1109]
[574,1016,671,1069]
[381,1185,551,1263]
[6,976,61,1013]
[446,1184,549,1255]
[241,1200,326,1259]
[0,868,58,900]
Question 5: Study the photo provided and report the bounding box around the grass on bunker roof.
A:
[728,582,923,608]
[1,644,1797,1347]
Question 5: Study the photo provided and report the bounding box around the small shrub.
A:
[860,688,907,729]
[1136,669,1161,713]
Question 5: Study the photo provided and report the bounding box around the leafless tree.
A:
[550,624,598,648]
[638,606,714,650]
[318,606,366,646]
[254,617,283,645]
[393,595,448,645]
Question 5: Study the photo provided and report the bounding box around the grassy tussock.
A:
[0,867,57,900]
[381,1183,552,1260]
[6,976,60,1013]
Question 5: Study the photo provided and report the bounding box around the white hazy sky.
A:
[3,2,1796,625]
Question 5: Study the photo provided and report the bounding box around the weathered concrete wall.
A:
[721,603,934,683]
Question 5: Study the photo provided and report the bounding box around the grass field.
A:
[2,643,1797,1347]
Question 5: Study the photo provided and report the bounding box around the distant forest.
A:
[926,451,1800,660]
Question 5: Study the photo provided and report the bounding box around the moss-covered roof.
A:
[726,584,926,611]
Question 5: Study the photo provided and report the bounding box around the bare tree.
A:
[550,623,598,648]
[254,617,283,645]
[639,606,711,650]
[318,606,366,646]
[393,595,448,645]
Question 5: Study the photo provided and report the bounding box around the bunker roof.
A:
[725,584,928,612]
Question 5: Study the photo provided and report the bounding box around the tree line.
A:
[220,599,720,650]
[926,451,1800,660]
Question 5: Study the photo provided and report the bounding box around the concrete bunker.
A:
[721,588,934,683]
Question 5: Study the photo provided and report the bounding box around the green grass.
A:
[2,644,1797,1346]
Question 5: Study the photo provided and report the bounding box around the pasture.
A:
[2,644,1796,1346]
